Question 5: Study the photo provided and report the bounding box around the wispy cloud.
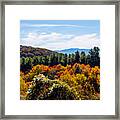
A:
[21,24,94,28]
[21,32,100,50]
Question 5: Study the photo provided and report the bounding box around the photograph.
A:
[20,20,100,100]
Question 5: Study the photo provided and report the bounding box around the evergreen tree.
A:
[86,54,91,65]
[39,56,43,64]
[80,51,86,64]
[68,54,72,65]
[89,47,100,67]
[49,53,56,66]
[75,51,80,63]
[20,57,26,72]
[33,56,39,66]
[42,56,45,65]
[63,53,68,66]
[44,56,49,65]
[71,53,75,65]
[58,53,62,64]
[55,54,58,65]
[27,58,32,70]
[60,54,65,66]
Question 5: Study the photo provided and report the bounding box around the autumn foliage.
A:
[20,63,100,100]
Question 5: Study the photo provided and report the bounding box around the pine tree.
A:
[63,54,68,66]
[68,54,72,65]
[89,47,100,67]
[80,51,86,64]
[75,51,80,63]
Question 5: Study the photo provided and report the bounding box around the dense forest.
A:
[20,45,100,100]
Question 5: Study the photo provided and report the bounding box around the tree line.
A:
[20,47,100,73]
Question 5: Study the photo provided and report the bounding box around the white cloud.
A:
[66,33,100,49]
[21,32,100,50]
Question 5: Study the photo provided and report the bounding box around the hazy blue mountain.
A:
[55,48,90,54]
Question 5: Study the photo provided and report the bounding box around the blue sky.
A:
[20,20,100,50]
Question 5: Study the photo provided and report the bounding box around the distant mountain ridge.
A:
[20,45,90,58]
[20,45,57,57]
[56,48,90,54]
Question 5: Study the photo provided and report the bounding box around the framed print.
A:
[0,0,120,119]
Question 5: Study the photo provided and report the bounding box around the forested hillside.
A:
[20,45,58,57]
